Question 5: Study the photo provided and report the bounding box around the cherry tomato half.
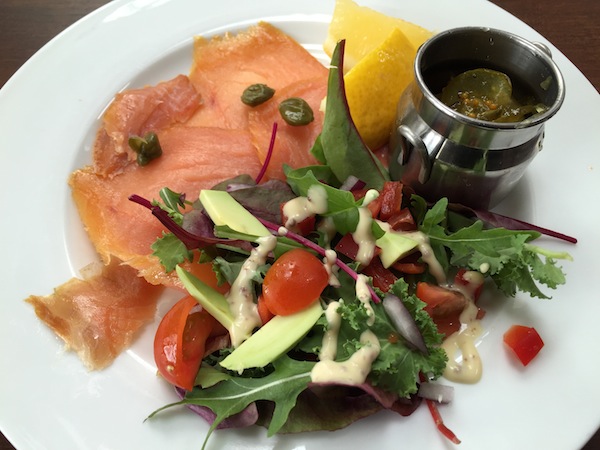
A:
[154,295,220,391]
[257,294,275,325]
[262,248,328,316]
[503,325,544,366]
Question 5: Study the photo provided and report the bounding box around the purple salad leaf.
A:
[448,202,577,244]
[175,386,259,429]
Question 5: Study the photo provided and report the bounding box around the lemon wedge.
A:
[344,28,416,150]
[324,0,433,71]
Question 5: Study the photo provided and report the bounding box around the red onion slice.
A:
[418,382,454,404]
[383,294,428,355]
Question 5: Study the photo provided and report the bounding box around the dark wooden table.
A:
[0,1,598,449]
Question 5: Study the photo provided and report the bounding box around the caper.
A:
[128,135,146,153]
[278,97,314,126]
[136,153,150,166]
[241,83,275,106]
[128,131,162,166]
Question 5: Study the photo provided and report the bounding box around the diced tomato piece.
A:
[280,203,316,236]
[391,252,426,274]
[262,248,328,316]
[428,305,486,336]
[334,233,359,260]
[379,181,404,221]
[362,257,397,292]
[387,207,417,231]
[433,316,462,338]
[392,261,426,274]
[352,188,382,218]
[503,325,544,366]
[368,196,383,218]
[334,233,381,261]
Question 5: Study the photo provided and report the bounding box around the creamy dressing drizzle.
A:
[361,189,379,206]
[318,301,342,361]
[311,268,381,384]
[355,274,375,326]
[352,207,376,266]
[404,231,447,285]
[459,270,485,296]
[311,329,381,385]
[282,184,328,228]
[440,270,485,383]
[323,249,341,288]
[349,189,379,267]
[227,235,277,347]
[317,216,336,247]
[441,302,483,383]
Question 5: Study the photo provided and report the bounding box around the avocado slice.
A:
[375,223,419,268]
[199,190,270,237]
[176,265,233,330]
[220,301,323,373]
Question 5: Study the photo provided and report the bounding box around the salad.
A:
[126,39,571,448]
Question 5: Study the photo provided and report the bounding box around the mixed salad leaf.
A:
[418,197,569,299]
[130,39,572,448]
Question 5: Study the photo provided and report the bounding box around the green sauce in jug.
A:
[440,68,548,122]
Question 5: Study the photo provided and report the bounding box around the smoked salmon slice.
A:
[248,76,328,180]
[70,126,263,287]
[93,74,201,176]
[187,22,328,130]
[26,259,164,370]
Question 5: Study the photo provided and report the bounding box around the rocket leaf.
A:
[148,355,314,449]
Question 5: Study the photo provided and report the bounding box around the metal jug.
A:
[389,27,565,209]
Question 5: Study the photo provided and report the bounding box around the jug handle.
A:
[396,124,432,184]
[532,41,552,58]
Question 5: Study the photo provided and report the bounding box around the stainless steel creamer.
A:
[389,27,565,209]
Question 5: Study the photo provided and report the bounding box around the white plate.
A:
[1,0,599,449]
